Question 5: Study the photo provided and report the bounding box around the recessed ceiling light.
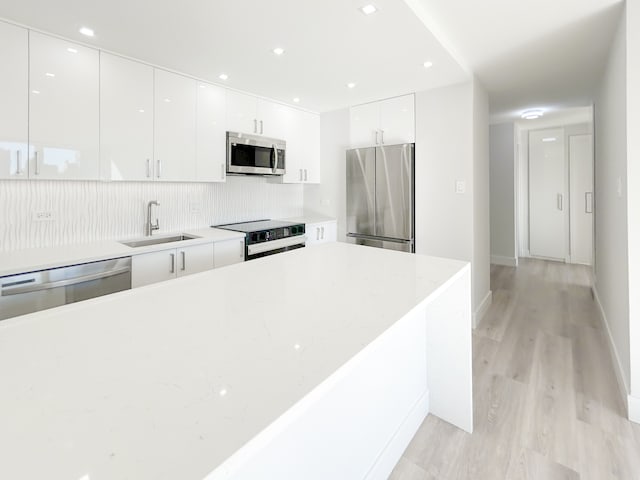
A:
[273,47,285,56]
[138,109,145,113]
[79,27,94,37]
[67,47,78,54]
[164,98,171,103]
[45,72,55,77]
[360,4,377,15]
[521,109,544,120]
[542,137,557,142]
[423,61,434,69]
[347,82,356,89]
[293,97,300,103]
[32,90,40,95]
[219,73,229,81]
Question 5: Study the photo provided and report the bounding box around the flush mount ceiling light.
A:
[360,4,377,15]
[521,109,544,120]
[347,82,357,89]
[293,97,300,103]
[219,73,229,80]
[272,47,285,56]
[79,26,94,37]
[423,61,434,69]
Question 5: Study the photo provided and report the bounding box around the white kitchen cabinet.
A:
[282,110,320,184]
[305,220,337,246]
[29,31,99,180]
[226,90,292,139]
[226,90,258,134]
[213,238,245,268]
[0,21,28,179]
[349,94,415,148]
[154,69,197,182]
[379,94,415,145]
[100,53,154,181]
[196,82,226,182]
[131,243,214,288]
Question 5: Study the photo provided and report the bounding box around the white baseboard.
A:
[473,290,493,329]
[593,287,631,416]
[490,255,518,267]
[628,395,640,425]
[364,390,430,480]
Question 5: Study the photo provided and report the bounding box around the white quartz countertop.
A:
[0,243,468,480]
[0,227,245,277]
[282,213,336,224]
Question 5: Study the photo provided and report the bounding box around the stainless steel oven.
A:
[227,131,285,176]
[214,220,305,261]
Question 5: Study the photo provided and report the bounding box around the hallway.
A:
[390,259,640,479]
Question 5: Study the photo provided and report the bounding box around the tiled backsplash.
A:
[0,177,303,252]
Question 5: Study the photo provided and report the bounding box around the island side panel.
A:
[425,265,473,433]
[206,307,429,480]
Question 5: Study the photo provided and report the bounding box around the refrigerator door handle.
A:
[347,232,412,244]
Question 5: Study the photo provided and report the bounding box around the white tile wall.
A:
[0,177,303,252]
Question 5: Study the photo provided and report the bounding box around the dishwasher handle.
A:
[1,266,131,296]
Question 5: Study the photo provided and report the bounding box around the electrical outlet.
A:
[190,202,201,215]
[32,210,56,222]
[455,180,466,194]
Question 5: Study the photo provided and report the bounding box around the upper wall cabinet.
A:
[0,22,28,180]
[100,53,154,181]
[196,82,226,182]
[154,69,197,182]
[282,110,320,184]
[349,94,415,148]
[29,32,100,180]
[226,90,293,140]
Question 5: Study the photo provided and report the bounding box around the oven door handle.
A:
[272,144,278,174]
[247,236,306,256]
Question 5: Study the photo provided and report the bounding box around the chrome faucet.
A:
[146,200,160,236]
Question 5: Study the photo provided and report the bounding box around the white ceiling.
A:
[0,0,468,112]
[405,0,625,122]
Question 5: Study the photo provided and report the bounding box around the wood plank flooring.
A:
[389,258,640,480]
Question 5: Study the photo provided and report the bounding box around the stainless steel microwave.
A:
[226,131,286,176]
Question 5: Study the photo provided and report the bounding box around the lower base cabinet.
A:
[305,221,337,247]
[132,243,214,288]
[213,238,245,268]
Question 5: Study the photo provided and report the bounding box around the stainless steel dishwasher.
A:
[0,257,131,321]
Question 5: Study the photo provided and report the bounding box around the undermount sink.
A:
[120,234,200,248]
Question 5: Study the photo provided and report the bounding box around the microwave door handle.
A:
[272,144,278,174]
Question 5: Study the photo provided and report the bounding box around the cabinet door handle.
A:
[156,159,161,179]
[380,129,385,144]
[299,169,303,181]
[557,194,563,211]
[181,251,186,271]
[585,192,593,214]
[375,130,379,145]
[170,253,175,274]
[34,150,39,175]
[221,163,225,180]
[304,169,308,182]
[260,120,264,134]
[254,119,258,134]
[321,226,325,239]
[240,240,245,259]
[146,159,151,178]
[316,227,320,241]
[15,150,21,175]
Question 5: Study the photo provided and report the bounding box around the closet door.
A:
[529,128,566,260]
[569,134,594,265]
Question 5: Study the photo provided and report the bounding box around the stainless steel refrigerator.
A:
[346,143,415,253]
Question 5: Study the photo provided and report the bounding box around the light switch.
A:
[455,180,466,194]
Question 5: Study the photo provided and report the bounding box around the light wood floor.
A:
[389,258,640,480]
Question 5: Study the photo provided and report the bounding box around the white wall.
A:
[472,78,491,319]
[626,0,640,415]
[489,123,517,265]
[594,9,630,395]
[0,178,303,252]
[303,109,349,242]
[415,80,491,323]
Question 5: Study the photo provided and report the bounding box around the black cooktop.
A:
[214,219,300,233]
